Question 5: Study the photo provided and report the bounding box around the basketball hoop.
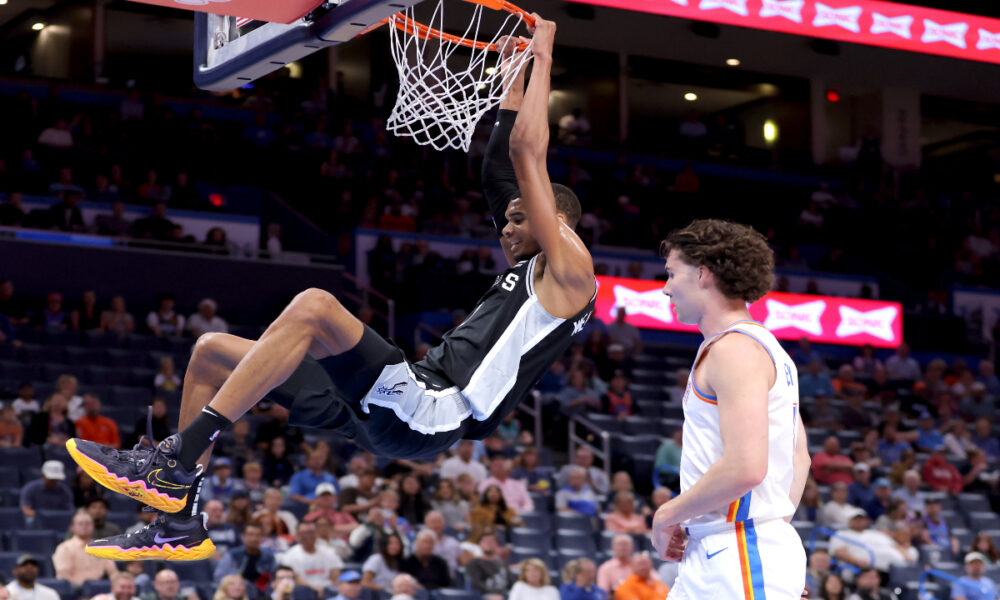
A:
[380,0,536,152]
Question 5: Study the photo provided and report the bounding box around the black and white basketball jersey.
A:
[414,253,596,438]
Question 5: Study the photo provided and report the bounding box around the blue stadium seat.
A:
[957,493,992,513]
[431,590,478,600]
[623,417,662,436]
[509,546,546,567]
[37,578,73,599]
[291,586,318,600]
[519,511,551,532]
[18,344,65,364]
[83,330,125,348]
[19,467,42,486]
[966,511,1000,531]
[41,331,82,347]
[554,529,597,554]
[0,466,19,487]
[171,561,213,581]
[510,527,551,551]
[12,530,59,554]
[555,513,594,532]
[586,414,625,434]
[125,334,165,351]
[281,501,308,522]
[556,548,595,569]
[0,552,21,576]
[0,507,24,529]
[0,344,16,360]
[128,367,158,387]
[108,494,142,513]
[165,338,193,354]
[0,360,41,381]
[110,385,152,406]
[3,447,43,470]
[0,487,20,507]
[888,564,924,587]
[86,366,129,386]
[83,580,112,598]
[103,405,141,426]
[105,349,146,368]
[106,510,135,529]
[63,346,107,366]
[35,509,74,532]
[42,363,88,381]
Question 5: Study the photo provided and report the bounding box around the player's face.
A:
[503,199,541,260]
[662,250,704,325]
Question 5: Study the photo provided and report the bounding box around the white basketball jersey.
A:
[680,320,800,527]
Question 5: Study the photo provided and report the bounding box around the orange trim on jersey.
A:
[728,320,768,330]
[727,500,739,522]
[736,521,754,600]
[691,386,718,405]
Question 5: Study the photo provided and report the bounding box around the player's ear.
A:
[555,212,568,225]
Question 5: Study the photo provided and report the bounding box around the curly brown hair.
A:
[659,219,774,302]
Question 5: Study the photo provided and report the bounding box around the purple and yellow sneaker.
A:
[87,513,216,561]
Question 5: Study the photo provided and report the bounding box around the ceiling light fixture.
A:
[726,58,740,66]
[684,92,698,101]
[32,22,46,31]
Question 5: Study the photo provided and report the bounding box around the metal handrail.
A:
[339,270,396,340]
[515,391,544,451]
[808,526,876,572]
[918,568,1000,600]
[568,415,612,485]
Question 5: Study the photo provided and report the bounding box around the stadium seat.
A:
[3,447,43,469]
[110,385,153,406]
[510,527,550,551]
[431,590,479,600]
[586,414,625,435]
[0,552,21,576]
[0,344,16,361]
[108,494,142,513]
[12,530,59,554]
[519,511,550,532]
[107,510,136,529]
[41,331,82,347]
[0,360,41,381]
[556,548,595,569]
[63,346,107,366]
[171,561,213,581]
[291,586,318,600]
[509,546,548,567]
[555,513,594,532]
[966,511,1000,531]
[128,367,158,387]
[888,564,924,587]
[555,529,596,553]
[35,509,74,532]
[957,493,992,513]
[83,580,112,598]
[18,344,65,364]
[622,417,662,436]
[86,365,129,386]
[83,330,125,348]
[0,507,24,529]
[37,578,73,599]
[0,487,20,507]
[0,465,19,487]
[105,349,146,368]
[42,363,88,381]
[281,501,308,522]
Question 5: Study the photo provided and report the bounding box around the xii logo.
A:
[572,311,593,335]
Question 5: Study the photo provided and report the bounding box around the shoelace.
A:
[133,406,170,470]
[125,508,165,539]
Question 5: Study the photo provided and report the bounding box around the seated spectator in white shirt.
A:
[884,342,921,381]
[509,558,560,600]
[147,293,185,338]
[440,440,487,483]
[819,482,861,530]
[6,554,60,600]
[188,298,229,337]
[556,466,599,517]
[38,118,74,148]
[279,521,343,593]
[829,509,917,572]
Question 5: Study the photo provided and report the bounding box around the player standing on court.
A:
[65,16,597,562]
[651,220,811,599]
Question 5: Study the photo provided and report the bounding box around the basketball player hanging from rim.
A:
[651,219,812,599]
[65,17,597,562]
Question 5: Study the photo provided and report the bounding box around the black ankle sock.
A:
[182,474,206,519]
[177,406,231,470]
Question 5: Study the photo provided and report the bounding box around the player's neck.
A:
[698,305,753,339]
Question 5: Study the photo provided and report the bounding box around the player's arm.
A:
[482,37,529,266]
[785,412,811,522]
[652,335,771,527]
[508,18,594,292]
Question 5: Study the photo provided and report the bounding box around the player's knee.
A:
[291,288,344,329]
[189,332,227,377]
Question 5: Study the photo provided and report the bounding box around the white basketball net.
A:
[385,0,534,152]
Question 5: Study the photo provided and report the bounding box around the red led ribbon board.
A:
[566,0,1000,65]
[595,275,903,347]
[124,0,321,24]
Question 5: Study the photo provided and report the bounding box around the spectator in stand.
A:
[606,307,642,356]
[49,190,86,232]
[602,370,635,418]
[95,201,132,236]
[34,292,71,331]
[430,478,470,532]
[204,499,240,556]
[891,470,926,517]
[305,482,357,539]
[558,108,592,146]
[916,497,960,556]
[556,466,600,518]
[833,364,868,399]
[819,482,861,530]
[800,359,835,400]
[340,466,381,518]
[154,356,181,392]
[511,446,553,494]
[7,382,38,420]
[400,530,451,590]
[71,290,102,331]
[968,534,1000,567]
[282,520,343,592]
[831,509,911,571]
[465,531,511,600]
[440,439,488,483]
[805,393,841,431]
[85,497,122,539]
[0,404,24,447]
[558,447,611,496]
[654,428,683,480]
[885,342,921,381]
[812,437,854,485]
[507,558,558,600]
[398,473,432,525]
[877,426,912,466]
[841,389,874,430]
[953,552,998,600]
[852,345,884,378]
[613,554,668,600]
[921,446,963,494]
[421,511,461,574]
[38,117,73,148]
[327,571,363,600]
[255,403,306,454]
[562,558,606,600]
[288,449,338,506]
[213,522,277,589]
[863,478,894,521]
[943,420,979,460]
[960,449,1000,505]
[6,554,60,600]
[792,338,824,368]
[212,575,248,600]
[848,463,876,508]
[557,368,603,418]
[597,535,634,593]
[53,510,119,585]
[0,191,27,226]
[75,393,121,448]
[804,550,832,596]
[140,569,197,600]
[188,298,229,337]
[101,295,136,337]
[793,479,821,522]
[605,491,648,534]
[26,393,76,447]
[387,573,416,600]
[478,458,533,512]
[130,397,172,445]
[845,567,893,600]
[874,498,908,533]
[147,293,185,338]
[976,360,1000,396]
[92,572,140,600]
[0,280,28,326]
[971,418,999,458]
[470,484,523,540]
[361,532,403,591]
[55,373,85,421]
[202,457,246,505]
[959,383,995,422]
[133,202,178,241]
[914,410,946,452]
[252,488,298,534]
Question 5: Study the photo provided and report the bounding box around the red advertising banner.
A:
[125,0,319,24]
[566,0,1000,65]
[595,275,903,347]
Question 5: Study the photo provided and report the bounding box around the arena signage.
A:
[567,0,1000,65]
[594,275,903,347]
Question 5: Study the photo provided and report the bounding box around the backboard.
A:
[191,0,422,91]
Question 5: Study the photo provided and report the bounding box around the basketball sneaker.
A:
[66,433,200,513]
[87,512,216,561]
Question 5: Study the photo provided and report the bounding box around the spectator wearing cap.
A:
[279,521,343,593]
[953,553,999,600]
[477,457,533,513]
[862,478,894,521]
[848,462,877,508]
[400,530,452,590]
[916,497,960,555]
[20,459,73,524]
[971,418,1000,459]
[831,508,917,571]
[213,522,277,590]
[6,554,60,600]
[959,382,995,422]
[921,446,963,494]
[812,437,854,486]
[188,298,229,337]
[146,293,185,338]
[330,571,363,600]
[202,457,246,505]
[819,482,861,530]
[891,470,927,517]
[75,393,121,448]
[53,510,119,586]
[304,482,357,539]
[914,411,946,452]
[288,450,338,506]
